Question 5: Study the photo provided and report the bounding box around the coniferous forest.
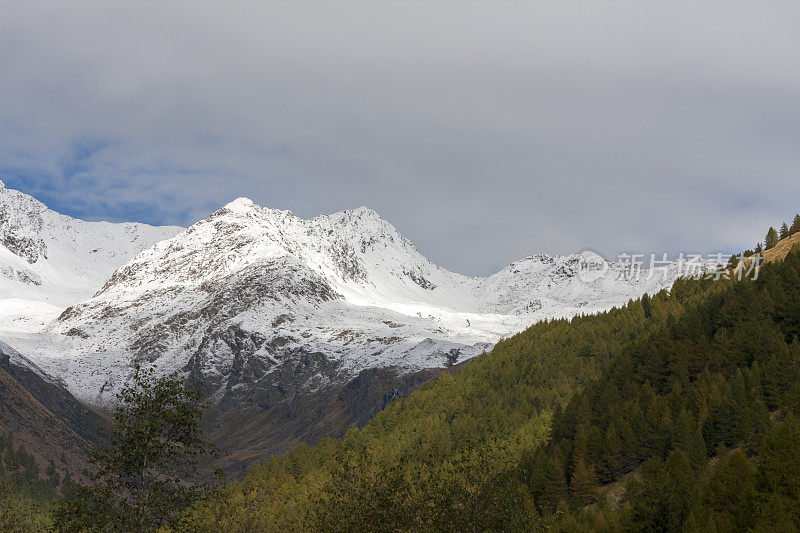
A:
[156,244,800,531]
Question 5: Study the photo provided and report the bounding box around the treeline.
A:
[740,213,800,256]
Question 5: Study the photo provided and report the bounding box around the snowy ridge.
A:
[0,181,182,333]
[0,189,704,408]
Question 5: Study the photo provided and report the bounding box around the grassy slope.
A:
[762,231,800,264]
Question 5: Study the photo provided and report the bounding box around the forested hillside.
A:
[177,245,800,531]
[539,247,800,530]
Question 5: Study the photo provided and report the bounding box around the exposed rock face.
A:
[0,232,46,264]
[186,328,340,408]
[0,181,48,264]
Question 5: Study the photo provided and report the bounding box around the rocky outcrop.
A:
[0,181,48,263]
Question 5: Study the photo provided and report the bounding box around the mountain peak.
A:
[326,206,398,231]
[352,206,380,217]
[223,197,258,212]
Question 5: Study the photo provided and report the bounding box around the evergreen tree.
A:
[765,227,779,250]
[755,242,763,254]
[780,222,790,240]
[4,443,16,471]
[791,214,800,236]
[569,456,598,506]
[601,423,624,480]
[523,447,567,512]
[641,293,652,319]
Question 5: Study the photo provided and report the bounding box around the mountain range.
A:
[0,182,694,470]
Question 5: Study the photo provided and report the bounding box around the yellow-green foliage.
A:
[176,289,682,531]
[0,477,53,532]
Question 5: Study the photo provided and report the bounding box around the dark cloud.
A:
[1,2,799,274]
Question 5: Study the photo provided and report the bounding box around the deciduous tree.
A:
[55,366,221,532]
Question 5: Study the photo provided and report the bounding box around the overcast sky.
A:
[1,2,799,275]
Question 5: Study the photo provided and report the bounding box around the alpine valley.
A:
[0,182,693,472]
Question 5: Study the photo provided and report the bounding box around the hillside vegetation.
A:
[538,246,800,530]
[176,244,800,531]
[761,229,800,265]
[0,475,54,532]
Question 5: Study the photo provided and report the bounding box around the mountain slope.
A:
[177,240,800,532]
[528,243,800,530]
[0,181,182,334]
[0,342,107,488]
[5,197,692,411]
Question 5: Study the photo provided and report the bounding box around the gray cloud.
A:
[1,1,799,274]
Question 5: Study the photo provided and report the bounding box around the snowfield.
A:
[0,184,705,407]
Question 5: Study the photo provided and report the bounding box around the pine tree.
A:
[4,444,16,471]
[569,426,598,504]
[569,456,598,505]
[641,293,652,319]
[523,448,567,512]
[602,423,623,480]
[791,214,800,236]
[755,242,763,254]
[780,223,790,240]
[765,227,779,250]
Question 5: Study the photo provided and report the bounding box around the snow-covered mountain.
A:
[0,181,182,334]
[1,191,696,411]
